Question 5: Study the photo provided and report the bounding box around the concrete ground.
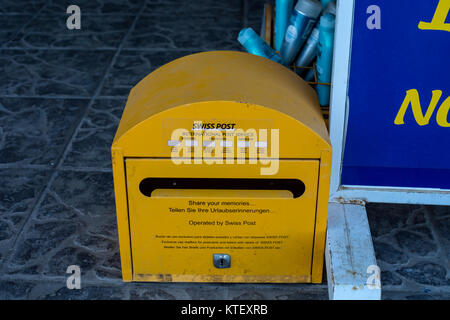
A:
[0,0,449,300]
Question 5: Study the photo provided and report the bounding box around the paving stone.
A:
[6,15,135,49]
[42,0,144,15]
[28,280,126,299]
[398,262,450,287]
[395,229,437,257]
[229,289,266,300]
[0,280,36,299]
[246,18,264,36]
[129,284,191,300]
[130,288,177,299]
[373,241,408,265]
[380,270,403,286]
[0,0,45,14]
[75,234,117,252]
[0,221,9,242]
[34,193,80,221]
[5,171,120,281]
[128,282,229,300]
[143,0,242,17]
[184,285,228,300]
[124,15,242,51]
[0,98,89,166]
[247,0,271,20]
[0,169,50,265]
[62,99,125,169]
[427,205,450,218]
[99,50,198,97]
[434,217,450,261]
[427,207,450,260]
[227,284,327,300]
[10,220,81,268]
[383,290,450,300]
[246,0,268,33]
[0,15,33,46]
[0,49,115,97]
[95,251,122,280]
[366,203,425,238]
[26,281,65,299]
[380,291,411,300]
[105,252,121,271]
[47,170,117,232]
[43,285,126,300]
[242,0,272,48]
[269,289,328,300]
[367,202,450,295]
[47,247,99,276]
[405,293,450,300]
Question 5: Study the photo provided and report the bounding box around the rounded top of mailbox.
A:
[113,51,330,150]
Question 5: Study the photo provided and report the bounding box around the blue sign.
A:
[342,0,450,189]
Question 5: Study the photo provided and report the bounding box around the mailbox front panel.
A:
[125,158,320,282]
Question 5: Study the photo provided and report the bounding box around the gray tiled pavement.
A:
[0,0,449,300]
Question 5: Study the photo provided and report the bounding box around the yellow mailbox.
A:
[111,51,331,283]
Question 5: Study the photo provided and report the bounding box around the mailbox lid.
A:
[112,101,331,160]
[113,51,328,146]
[112,51,331,160]
[125,158,320,282]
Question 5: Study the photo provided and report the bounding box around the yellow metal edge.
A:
[133,274,311,283]
[311,149,332,283]
[111,147,133,281]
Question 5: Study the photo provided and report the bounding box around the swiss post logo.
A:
[192,122,236,130]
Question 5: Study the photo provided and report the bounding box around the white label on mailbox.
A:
[220,141,233,147]
[237,141,250,147]
[184,140,198,147]
[203,141,216,147]
[168,140,181,147]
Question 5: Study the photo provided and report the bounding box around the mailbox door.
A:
[125,158,320,282]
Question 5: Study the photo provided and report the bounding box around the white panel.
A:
[331,187,450,205]
[326,202,381,300]
[328,0,450,204]
[328,0,355,197]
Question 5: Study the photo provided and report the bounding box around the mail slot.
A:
[111,51,332,283]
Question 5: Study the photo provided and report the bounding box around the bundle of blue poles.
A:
[238,0,336,106]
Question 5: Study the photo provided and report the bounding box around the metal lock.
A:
[213,254,231,268]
